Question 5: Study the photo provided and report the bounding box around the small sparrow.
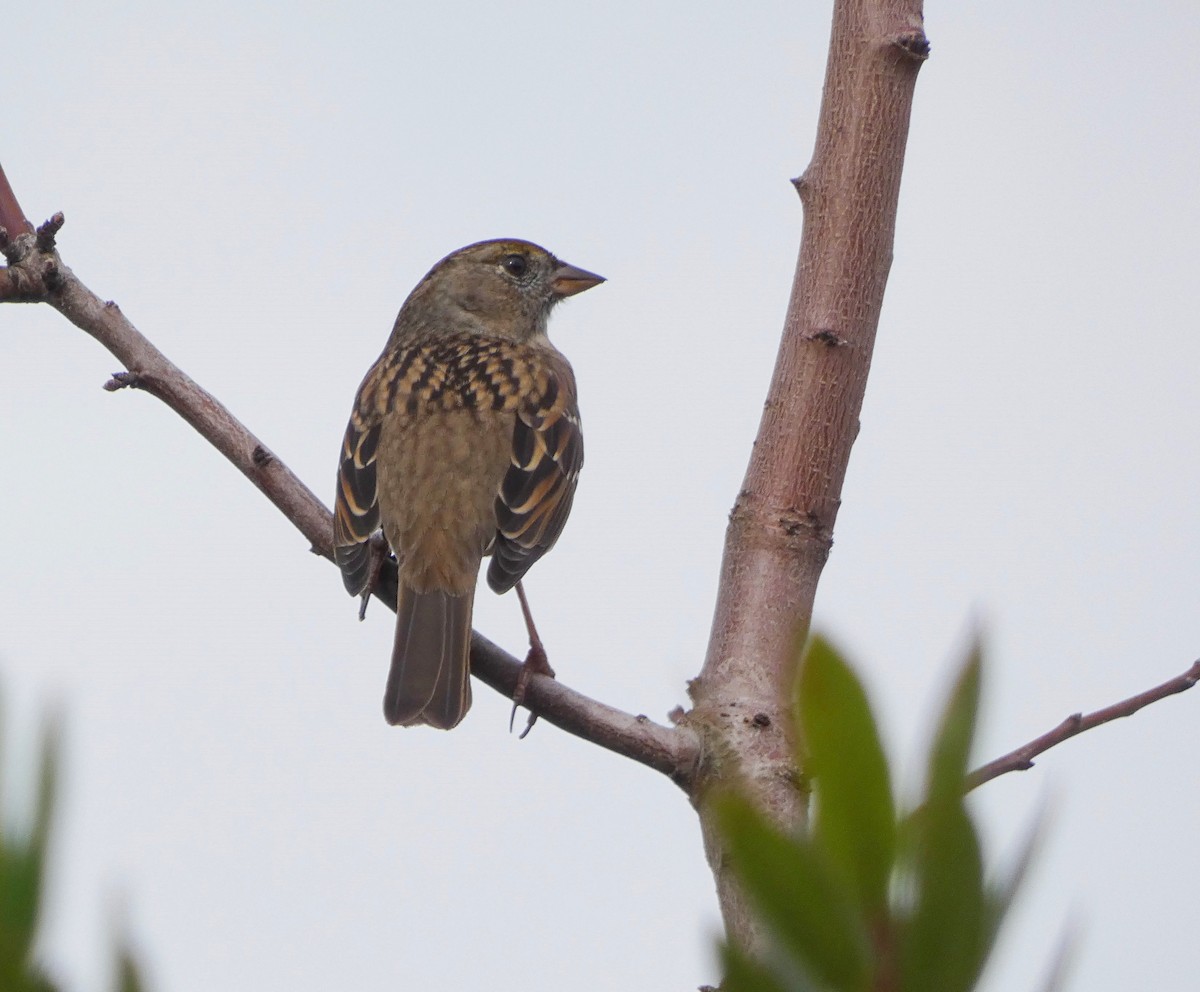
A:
[334,239,603,729]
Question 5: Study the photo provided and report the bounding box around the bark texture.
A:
[686,0,928,954]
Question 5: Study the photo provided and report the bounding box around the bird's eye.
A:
[501,253,528,278]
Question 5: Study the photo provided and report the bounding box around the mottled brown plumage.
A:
[334,239,601,728]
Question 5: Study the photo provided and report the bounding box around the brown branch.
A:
[687,0,928,955]
[966,659,1200,792]
[0,161,34,244]
[0,164,43,301]
[471,632,695,788]
[0,217,699,788]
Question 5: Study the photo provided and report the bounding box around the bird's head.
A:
[398,239,604,342]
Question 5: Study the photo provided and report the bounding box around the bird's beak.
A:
[551,262,605,298]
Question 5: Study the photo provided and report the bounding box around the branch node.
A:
[36,212,65,251]
[251,444,274,468]
[0,264,37,299]
[892,30,931,61]
[103,371,142,392]
[779,509,832,544]
[42,258,63,292]
[803,327,849,348]
[1,231,27,265]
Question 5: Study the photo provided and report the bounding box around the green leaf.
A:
[0,729,58,958]
[1032,922,1077,992]
[0,691,139,992]
[898,800,986,992]
[925,641,982,803]
[717,793,871,991]
[898,644,989,992]
[32,721,60,856]
[0,711,60,991]
[0,844,41,959]
[114,944,146,992]
[797,636,896,916]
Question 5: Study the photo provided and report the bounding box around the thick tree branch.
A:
[686,0,928,954]
[966,659,1200,792]
[0,189,698,786]
[0,163,33,245]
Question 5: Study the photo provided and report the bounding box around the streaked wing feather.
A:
[487,375,582,594]
[333,412,382,595]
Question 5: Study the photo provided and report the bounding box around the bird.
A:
[333,239,603,729]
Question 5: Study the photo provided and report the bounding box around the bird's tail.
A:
[384,584,473,729]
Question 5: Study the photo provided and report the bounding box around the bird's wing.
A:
[487,362,583,594]
[334,399,383,597]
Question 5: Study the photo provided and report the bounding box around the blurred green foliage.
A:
[719,637,1036,992]
[0,705,146,992]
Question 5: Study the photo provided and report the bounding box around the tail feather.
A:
[384,585,473,729]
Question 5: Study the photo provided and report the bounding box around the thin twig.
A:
[966,660,1200,791]
[0,203,699,788]
[471,631,694,788]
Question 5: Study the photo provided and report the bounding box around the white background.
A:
[3,2,1198,990]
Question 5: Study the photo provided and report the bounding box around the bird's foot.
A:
[509,641,556,739]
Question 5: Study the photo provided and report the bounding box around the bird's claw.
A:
[357,534,392,621]
[509,642,556,738]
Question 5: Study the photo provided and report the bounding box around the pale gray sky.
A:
[3,2,1198,990]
